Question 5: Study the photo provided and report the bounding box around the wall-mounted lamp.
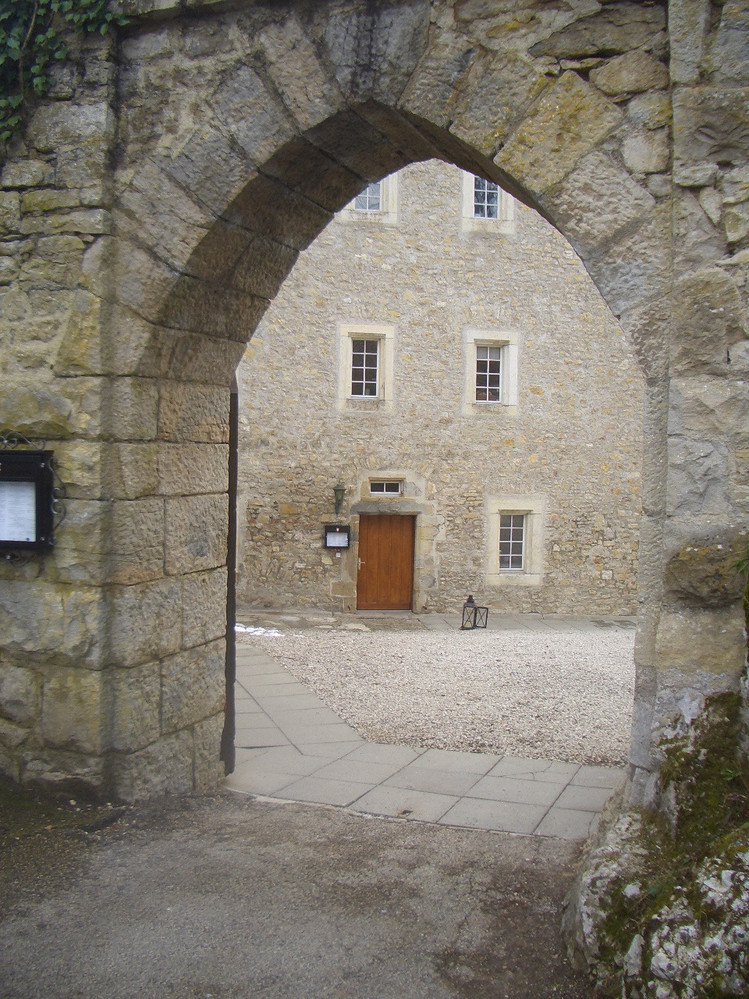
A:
[333,483,346,515]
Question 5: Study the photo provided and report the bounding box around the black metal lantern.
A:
[460,595,488,630]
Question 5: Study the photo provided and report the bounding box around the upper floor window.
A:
[351,339,379,397]
[337,322,395,412]
[473,177,500,219]
[476,344,502,402]
[461,172,515,234]
[499,514,525,570]
[354,182,382,212]
[342,175,399,225]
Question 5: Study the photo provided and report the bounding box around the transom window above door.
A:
[369,480,402,495]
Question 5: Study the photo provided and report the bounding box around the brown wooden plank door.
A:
[356,514,415,610]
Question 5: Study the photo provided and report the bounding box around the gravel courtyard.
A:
[241,624,636,766]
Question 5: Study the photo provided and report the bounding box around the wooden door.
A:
[356,514,415,610]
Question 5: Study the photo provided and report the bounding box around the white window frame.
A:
[369,480,402,495]
[341,174,399,226]
[486,494,545,588]
[461,172,515,234]
[337,321,395,411]
[463,329,519,414]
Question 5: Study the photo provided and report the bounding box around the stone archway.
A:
[0,1,746,803]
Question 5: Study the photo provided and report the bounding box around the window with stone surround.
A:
[337,322,395,411]
[463,329,519,414]
[342,175,399,225]
[486,494,544,587]
[461,172,515,234]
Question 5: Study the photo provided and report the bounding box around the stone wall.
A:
[0,0,745,807]
[237,159,643,615]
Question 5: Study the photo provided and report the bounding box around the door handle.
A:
[357,558,365,570]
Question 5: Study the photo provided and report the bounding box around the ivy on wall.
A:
[0,0,125,143]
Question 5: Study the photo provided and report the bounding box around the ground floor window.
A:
[499,513,525,569]
[486,494,545,587]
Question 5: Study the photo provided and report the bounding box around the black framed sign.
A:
[323,524,350,549]
[0,450,55,552]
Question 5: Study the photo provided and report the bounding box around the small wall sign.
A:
[323,524,350,549]
[0,450,55,552]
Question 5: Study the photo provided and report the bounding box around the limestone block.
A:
[21,234,86,290]
[0,581,105,665]
[1,159,55,188]
[115,162,213,274]
[398,29,483,130]
[21,189,82,213]
[107,578,182,667]
[528,2,666,58]
[668,377,749,440]
[544,150,655,256]
[181,568,228,648]
[161,274,268,339]
[721,165,749,245]
[258,16,343,132]
[54,289,104,376]
[158,443,228,496]
[101,304,166,378]
[583,202,671,317]
[109,729,194,802]
[0,192,20,235]
[108,497,165,585]
[210,63,295,167]
[619,297,669,382]
[449,51,552,155]
[224,173,332,254]
[0,386,75,439]
[495,72,623,195]
[114,239,180,323]
[0,717,28,750]
[590,51,669,95]
[670,268,745,377]
[0,665,41,725]
[26,101,113,154]
[165,493,228,574]
[654,606,746,676]
[160,640,225,735]
[626,92,672,131]
[105,443,159,499]
[158,381,229,443]
[669,0,711,84]
[41,667,103,753]
[322,0,430,102]
[193,712,225,792]
[108,663,160,751]
[666,438,731,516]
[229,233,299,301]
[104,377,159,441]
[54,440,102,500]
[708,0,749,85]
[157,124,253,218]
[18,209,111,238]
[623,128,670,175]
[182,220,253,285]
[47,499,107,585]
[664,534,746,608]
[673,88,749,179]
[21,747,104,792]
[158,331,246,384]
[673,189,727,273]
[698,187,723,226]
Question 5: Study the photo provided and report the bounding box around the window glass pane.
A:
[499,513,524,569]
[473,176,501,219]
[354,182,382,211]
[475,344,502,402]
[351,338,379,396]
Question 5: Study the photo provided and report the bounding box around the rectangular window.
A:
[354,182,382,212]
[499,514,525,570]
[475,344,501,402]
[351,339,379,396]
[370,480,401,495]
[474,177,499,219]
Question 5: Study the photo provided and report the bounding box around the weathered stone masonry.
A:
[237,158,644,616]
[0,1,746,813]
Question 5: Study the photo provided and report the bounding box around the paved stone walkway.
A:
[227,612,629,840]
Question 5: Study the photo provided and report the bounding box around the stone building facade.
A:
[237,160,644,616]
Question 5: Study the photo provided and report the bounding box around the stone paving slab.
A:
[229,615,627,839]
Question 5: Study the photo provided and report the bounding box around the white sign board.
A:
[0,480,37,542]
